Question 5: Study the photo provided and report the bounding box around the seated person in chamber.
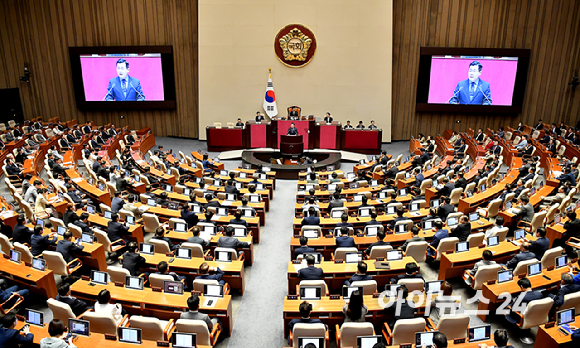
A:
[289,108,299,119]
[255,111,264,122]
[368,120,378,130]
[355,121,365,129]
[235,118,244,127]
[449,60,492,105]
[343,120,354,129]
[105,58,145,101]
[323,112,333,123]
[287,122,299,135]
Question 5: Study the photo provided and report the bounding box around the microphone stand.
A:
[447,86,463,104]
[129,82,145,100]
[102,84,115,101]
[479,86,492,105]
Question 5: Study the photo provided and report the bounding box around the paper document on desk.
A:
[552,171,562,177]
[211,215,221,221]
[509,208,520,215]
[202,298,217,308]
[72,178,83,182]
[221,201,233,206]
[0,211,15,219]
[199,232,212,242]
[293,261,307,272]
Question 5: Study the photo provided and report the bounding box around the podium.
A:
[280,135,303,156]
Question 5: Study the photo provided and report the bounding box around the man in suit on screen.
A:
[449,60,492,105]
[105,58,145,101]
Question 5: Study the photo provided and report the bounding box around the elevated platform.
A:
[240,149,342,179]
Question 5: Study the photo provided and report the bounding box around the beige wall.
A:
[199,0,393,142]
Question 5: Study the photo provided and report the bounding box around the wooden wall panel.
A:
[392,0,580,141]
[0,0,198,138]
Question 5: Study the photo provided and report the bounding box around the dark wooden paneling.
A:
[0,0,198,138]
[392,0,580,140]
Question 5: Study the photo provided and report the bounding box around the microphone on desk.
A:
[479,86,492,105]
[102,84,115,101]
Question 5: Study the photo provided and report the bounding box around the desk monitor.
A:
[147,198,157,207]
[249,195,260,203]
[487,236,499,247]
[216,251,233,262]
[234,227,247,237]
[345,252,362,263]
[175,248,192,259]
[326,165,335,171]
[9,250,21,264]
[422,220,436,230]
[386,206,396,215]
[175,222,187,232]
[36,219,44,228]
[165,184,173,192]
[399,188,407,196]
[262,166,271,172]
[86,205,96,214]
[88,178,94,185]
[164,280,184,295]
[213,180,221,187]
[191,204,202,213]
[469,212,479,222]
[204,284,224,298]
[468,325,491,342]
[506,202,513,210]
[366,226,378,236]
[98,184,105,191]
[168,202,179,210]
[557,308,575,325]
[126,215,136,225]
[378,191,388,199]
[182,188,191,196]
[81,233,93,244]
[430,199,440,208]
[57,226,67,236]
[328,184,337,192]
[305,185,315,192]
[433,180,439,187]
[371,180,379,187]
[527,262,542,276]
[455,241,469,253]
[140,242,155,254]
[359,159,366,165]
[386,250,403,261]
[194,177,202,184]
[225,193,236,201]
[242,209,254,218]
[256,183,265,190]
[103,210,112,219]
[480,184,486,192]
[410,203,420,212]
[299,286,322,300]
[32,258,46,271]
[498,270,513,283]
[514,229,525,240]
[350,182,360,189]
[203,225,216,235]
[303,253,322,264]
[259,173,267,180]
[216,207,228,216]
[358,335,382,348]
[416,331,437,348]
[395,224,409,234]
[91,270,108,285]
[531,187,536,195]
[346,172,356,181]
[331,210,343,219]
[242,164,251,170]
[554,214,561,224]
[220,170,228,176]
[425,280,444,294]
[68,319,90,336]
[359,208,371,217]
[447,216,459,227]
[172,332,197,348]
[125,276,144,290]
[405,172,412,179]
[118,327,142,344]
[24,308,43,326]
[303,229,319,239]
[354,195,363,202]
[342,286,363,300]
[555,256,567,269]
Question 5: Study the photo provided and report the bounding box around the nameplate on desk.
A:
[357,233,364,237]
[518,273,526,279]
[374,261,390,269]
[292,260,302,264]
[547,266,555,271]
[376,257,385,261]
[152,287,162,292]
[478,244,485,249]
[334,260,343,264]
[373,293,381,298]
[545,321,555,328]
[114,281,124,287]
[1,254,8,259]
[400,344,412,348]
[204,256,213,261]
[287,295,298,300]
[572,258,579,263]
[329,294,340,300]
[165,252,173,257]
[191,291,201,296]
[157,341,170,347]
[24,262,31,267]
[105,334,116,340]
[453,338,466,344]
[445,250,454,254]
[487,280,496,285]
[293,235,301,239]
[325,234,333,238]
[16,314,24,321]
[81,275,90,281]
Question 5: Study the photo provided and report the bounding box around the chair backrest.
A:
[214,247,238,260]
[558,145,566,156]
[397,278,424,292]
[49,217,65,228]
[445,213,462,226]
[492,227,509,242]
[368,245,393,259]
[300,226,322,237]
[339,322,375,348]
[13,242,33,264]
[350,280,377,295]
[540,247,563,269]
[68,223,83,239]
[129,316,168,341]
[0,234,13,255]
[545,203,560,224]
[292,323,327,348]
[435,237,459,261]
[47,298,76,323]
[391,318,426,346]
[142,213,161,233]
[193,279,219,292]
[486,198,503,218]
[330,207,348,217]
[467,232,485,247]
[149,239,171,254]
[437,315,470,340]
[473,264,502,290]
[169,218,187,230]
[175,319,211,346]
[42,250,69,275]
[107,266,130,283]
[449,188,464,205]
[94,229,114,253]
[334,247,358,261]
[560,196,571,213]
[530,211,547,233]
[521,298,554,329]
[149,274,175,288]
[419,179,432,195]
[83,311,118,335]
[560,291,580,313]
[405,241,428,262]
[180,243,205,258]
[299,280,328,296]
[513,258,539,276]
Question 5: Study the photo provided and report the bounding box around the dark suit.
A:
[73,220,91,234]
[530,237,550,260]
[187,235,209,248]
[386,301,416,329]
[0,327,34,347]
[401,236,426,251]
[455,178,468,191]
[451,223,471,242]
[437,204,455,221]
[108,221,131,243]
[151,236,177,251]
[105,76,145,101]
[294,246,315,260]
[56,239,84,263]
[195,267,225,286]
[428,229,449,256]
[181,210,199,230]
[13,224,33,245]
[506,251,536,270]
[229,218,247,227]
[328,199,344,209]
[449,79,492,105]
[301,216,320,226]
[218,236,249,255]
[287,127,299,135]
[365,240,390,256]
[552,283,580,309]
[111,197,125,213]
[506,290,543,323]
[30,234,57,256]
[297,265,323,280]
[438,183,455,197]
[224,185,239,195]
[122,251,146,276]
[336,236,355,248]
[344,273,373,287]
[56,294,90,316]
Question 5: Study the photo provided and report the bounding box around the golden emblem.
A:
[279,28,312,62]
